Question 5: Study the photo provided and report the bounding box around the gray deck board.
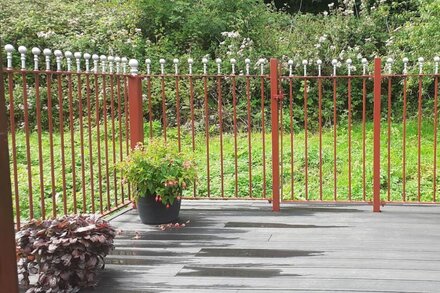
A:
[84,201,440,293]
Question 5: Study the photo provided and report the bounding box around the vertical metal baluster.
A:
[32,47,45,218]
[55,49,67,215]
[332,59,338,201]
[202,57,210,197]
[5,44,21,227]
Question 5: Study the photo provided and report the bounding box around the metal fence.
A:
[4,46,132,228]
[4,44,440,227]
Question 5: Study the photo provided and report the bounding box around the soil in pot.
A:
[137,195,181,225]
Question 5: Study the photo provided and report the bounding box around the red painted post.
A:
[0,45,20,293]
[270,58,280,212]
[373,58,382,212]
[127,73,144,149]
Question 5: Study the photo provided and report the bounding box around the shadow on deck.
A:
[84,201,440,293]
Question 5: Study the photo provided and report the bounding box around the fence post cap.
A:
[402,57,409,63]
[4,44,14,52]
[83,53,91,59]
[32,47,41,55]
[18,46,27,54]
[43,48,52,56]
[159,58,166,64]
[361,58,368,64]
[107,55,114,62]
[418,57,425,63]
[114,56,120,62]
[435,56,440,63]
[316,59,322,65]
[244,58,251,64]
[215,58,222,64]
[173,58,179,64]
[121,57,128,63]
[331,59,338,65]
[230,58,236,64]
[187,58,194,64]
[386,57,393,64]
[128,59,139,74]
[92,54,99,60]
[145,58,151,64]
[54,50,63,57]
[74,52,82,58]
[64,51,72,58]
[100,55,107,61]
[346,58,352,64]
[128,58,138,66]
[302,59,308,65]
[202,57,208,64]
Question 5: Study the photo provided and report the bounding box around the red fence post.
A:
[127,60,144,149]
[0,45,19,293]
[270,58,280,212]
[373,58,382,212]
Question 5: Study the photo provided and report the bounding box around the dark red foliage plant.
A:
[16,215,115,293]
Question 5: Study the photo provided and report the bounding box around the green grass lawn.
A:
[9,118,440,221]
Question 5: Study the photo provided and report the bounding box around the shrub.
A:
[16,215,115,293]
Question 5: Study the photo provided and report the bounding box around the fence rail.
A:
[4,44,440,227]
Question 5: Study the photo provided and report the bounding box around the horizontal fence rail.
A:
[3,44,440,227]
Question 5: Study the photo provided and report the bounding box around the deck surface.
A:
[85,201,440,293]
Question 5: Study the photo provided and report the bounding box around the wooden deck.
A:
[86,201,440,293]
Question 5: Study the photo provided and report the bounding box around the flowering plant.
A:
[117,139,197,207]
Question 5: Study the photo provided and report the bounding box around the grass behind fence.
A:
[10,118,440,221]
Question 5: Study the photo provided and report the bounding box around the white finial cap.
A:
[316,59,322,65]
[361,58,368,64]
[259,58,265,64]
[121,57,128,63]
[302,59,308,65]
[100,55,107,61]
[145,58,151,64]
[129,59,138,67]
[403,57,409,63]
[114,56,120,62]
[18,46,27,54]
[64,51,73,58]
[202,57,208,64]
[173,58,179,64]
[288,59,294,65]
[346,58,352,65]
[418,57,425,63]
[331,59,338,66]
[245,58,251,64]
[84,53,91,59]
[435,56,440,63]
[32,47,41,55]
[54,50,63,57]
[74,52,82,59]
[188,58,193,64]
[159,58,166,64]
[129,59,139,74]
[43,48,52,56]
[92,54,99,60]
[386,57,393,64]
[230,58,236,64]
[215,58,221,64]
[5,44,14,52]
[108,56,114,62]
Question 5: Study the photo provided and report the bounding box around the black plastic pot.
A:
[136,195,181,225]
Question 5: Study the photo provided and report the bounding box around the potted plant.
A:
[117,140,197,224]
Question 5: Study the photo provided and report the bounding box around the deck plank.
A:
[84,201,440,293]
